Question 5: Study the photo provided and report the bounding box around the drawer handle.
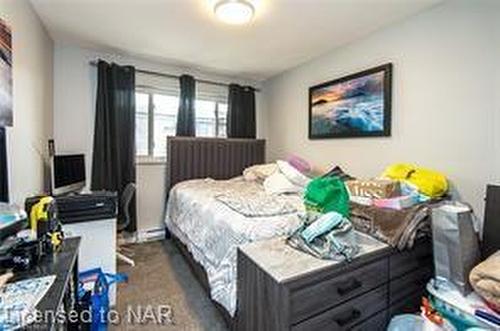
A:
[337,278,362,296]
[334,308,361,326]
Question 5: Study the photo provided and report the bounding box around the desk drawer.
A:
[290,258,388,324]
[389,240,432,280]
[291,285,388,331]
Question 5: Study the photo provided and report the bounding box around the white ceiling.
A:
[30,0,442,81]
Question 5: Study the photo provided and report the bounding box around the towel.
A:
[470,251,500,313]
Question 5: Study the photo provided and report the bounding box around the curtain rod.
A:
[89,60,260,92]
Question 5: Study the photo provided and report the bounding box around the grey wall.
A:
[0,0,54,204]
[53,44,262,236]
[262,0,500,219]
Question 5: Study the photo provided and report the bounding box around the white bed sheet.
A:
[165,177,303,316]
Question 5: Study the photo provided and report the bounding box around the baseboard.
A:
[136,227,166,243]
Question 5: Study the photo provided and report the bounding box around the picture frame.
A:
[0,17,13,127]
[309,63,392,139]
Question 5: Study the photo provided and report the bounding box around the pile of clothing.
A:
[287,176,358,261]
[347,163,449,250]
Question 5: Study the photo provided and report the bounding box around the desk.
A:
[12,237,80,330]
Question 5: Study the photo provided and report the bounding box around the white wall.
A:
[262,0,500,218]
[0,0,54,205]
[53,44,262,234]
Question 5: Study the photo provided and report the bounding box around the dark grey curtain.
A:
[176,75,196,136]
[91,60,136,232]
[0,127,8,202]
[227,84,256,138]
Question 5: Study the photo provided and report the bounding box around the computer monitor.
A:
[51,154,86,196]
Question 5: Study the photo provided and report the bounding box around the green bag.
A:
[304,177,350,217]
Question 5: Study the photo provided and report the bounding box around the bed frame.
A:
[165,137,266,327]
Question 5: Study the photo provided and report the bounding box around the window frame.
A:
[135,88,228,163]
[135,90,172,164]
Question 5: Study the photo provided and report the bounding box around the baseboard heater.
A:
[137,227,165,242]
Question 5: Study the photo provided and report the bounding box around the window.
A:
[195,100,228,138]
[135,88,228,159]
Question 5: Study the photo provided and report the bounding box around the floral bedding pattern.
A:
[165,177,303,315]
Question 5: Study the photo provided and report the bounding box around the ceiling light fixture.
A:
[214,0,255,25]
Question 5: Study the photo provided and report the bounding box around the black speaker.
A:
[482,184,500,259]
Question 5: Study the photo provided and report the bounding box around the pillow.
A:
[243,163,278,182]
[263,172,302,195]
[287,155,312,174]
[277,160,311,187]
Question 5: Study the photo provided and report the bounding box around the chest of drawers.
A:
[236,233,433,331]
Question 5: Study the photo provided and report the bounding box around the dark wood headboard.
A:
[166,137,266,193]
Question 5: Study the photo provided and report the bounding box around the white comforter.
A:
[165,177,304,316]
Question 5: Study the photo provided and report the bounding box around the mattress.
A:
[165,177,303,316]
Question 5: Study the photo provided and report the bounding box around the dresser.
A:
[236,232,433,331]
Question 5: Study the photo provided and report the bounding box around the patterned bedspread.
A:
[165,177,304,316]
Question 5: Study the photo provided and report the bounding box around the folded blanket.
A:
[216,192,297,217]
[350,201,439,250]
[470,251,500,313]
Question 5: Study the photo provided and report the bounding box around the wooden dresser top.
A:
[239,231,389,283]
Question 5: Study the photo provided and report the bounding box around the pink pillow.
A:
[287,155,312,174]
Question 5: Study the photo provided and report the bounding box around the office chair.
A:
[117,182,136,267]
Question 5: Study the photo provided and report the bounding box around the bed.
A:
[165,137,303,324]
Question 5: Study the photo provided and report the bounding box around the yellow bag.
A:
[382,163,448,198]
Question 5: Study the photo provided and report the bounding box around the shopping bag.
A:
[79,268,128,331]
[431,202,480,294]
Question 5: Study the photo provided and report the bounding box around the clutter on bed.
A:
[263,171,303,194]
[286,154,312,174]
[432,202,481,295]
[167,158,454,318]
[242,163,278,182]
[469,251,500,313]
[263,160,312,194]
[276,160,311,187]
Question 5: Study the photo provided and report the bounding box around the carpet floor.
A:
[109,240,228,331]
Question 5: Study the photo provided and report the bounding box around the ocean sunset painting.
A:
[309,64,392,139]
